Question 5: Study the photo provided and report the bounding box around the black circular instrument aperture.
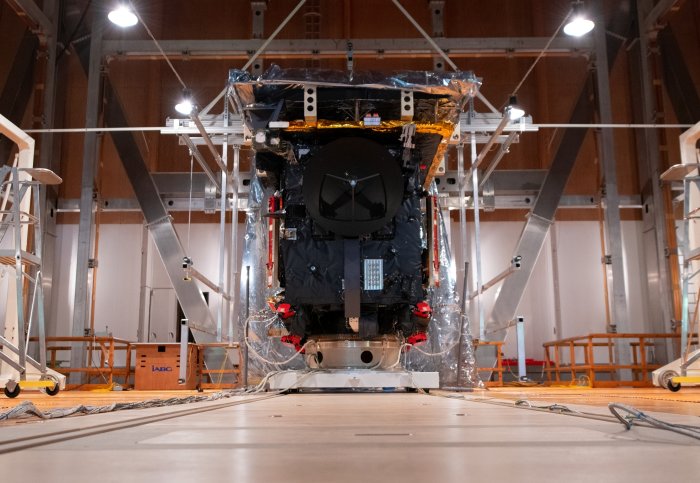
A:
[302,137,403,237]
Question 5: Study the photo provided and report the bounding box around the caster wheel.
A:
[45,383,60,396]
[668,380,681,392]
[405,387,418,393]
[422,389,431,394]
[4,384,20,399]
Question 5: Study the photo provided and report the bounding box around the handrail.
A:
[29,336,133,389]
[543,333,698,387]
[474,340,504,386]
[196,343,241,389]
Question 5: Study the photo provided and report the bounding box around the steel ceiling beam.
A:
[593,0,631,378]
[102,37,592,60]
[70,9,104,381]
[55,194,642,213]
[629,0,676,364]
[657,26,700,126]
[4,0,52,41]
[643,0,685,30]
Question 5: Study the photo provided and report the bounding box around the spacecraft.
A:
[230,66,478,372]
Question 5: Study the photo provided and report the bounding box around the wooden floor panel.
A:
[480,386,700,416]
[3,386,700,417]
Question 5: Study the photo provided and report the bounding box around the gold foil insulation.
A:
[284,120,453,189]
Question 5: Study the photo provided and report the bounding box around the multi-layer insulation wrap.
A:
[233,65,481,387]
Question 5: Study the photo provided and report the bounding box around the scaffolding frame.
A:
[0,164,63,395]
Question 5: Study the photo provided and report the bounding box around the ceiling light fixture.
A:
[563,1,595,37]
[506,96,525,120]
[108,4,138,28]
[175,89,194,115]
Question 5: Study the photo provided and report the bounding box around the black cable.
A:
[608,403,700,441]
[57,0,93,61]
[433,392,700,442]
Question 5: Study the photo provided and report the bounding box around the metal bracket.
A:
[432,56,446,72]
[204,183,217,214]
[303,85,317,123]
[482,175,495,212]
[429,1,445,37]
[346,41,354,72]
[400,90,414,121]
[250,1,267,39]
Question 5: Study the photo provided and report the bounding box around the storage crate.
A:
[134,343,199,390]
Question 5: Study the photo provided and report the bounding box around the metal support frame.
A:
[4,0,52,40]
[103,83,231,376]
[190,111,227,173]
[0,115,65,391]
[680,176,696,357]
[631,0,676,363]
[391,0,457,71]
[643,0,685,29]
[181,135,221,192]
[428,1,446,37]
[480,0,633,371]
[178,318,188,383]
[303,85,317,122]
[469,126,485,339]
[471,261,520,300]
[56,192,643,214]
[516,316,527,381]
[678,122,700,361]
[228,146,241,343]
[593,0,631,379]
[242,0,307,72]
[70,13,104,379]
[101,37,592,60]
[35,0,60,347]
[457,144,469,317]
[250,1,268,75]
[250,1,267,39]
[216,105,230,341]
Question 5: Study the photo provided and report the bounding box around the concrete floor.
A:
[1,391,699,482]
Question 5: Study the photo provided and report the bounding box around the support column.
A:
[593,0,631,376]
[630,0,675,362]
[480,3,633,375]
[428,0,446,71]
[250,1,267,76]
[37,0,60,338]
[70,12,104,377]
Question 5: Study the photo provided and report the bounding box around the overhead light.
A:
[506,96,525,120]
[108,4,138,28]
[175,89,194,115]
[563,1,594,37]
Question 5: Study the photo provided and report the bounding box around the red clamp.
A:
[406,332,428,349]
[412,301,432,319]
[281,334,304,353]
[275,302,296,320]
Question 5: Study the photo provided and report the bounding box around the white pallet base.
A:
[267,370,439,390]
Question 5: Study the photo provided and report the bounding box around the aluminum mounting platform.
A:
[267,370,439,390]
